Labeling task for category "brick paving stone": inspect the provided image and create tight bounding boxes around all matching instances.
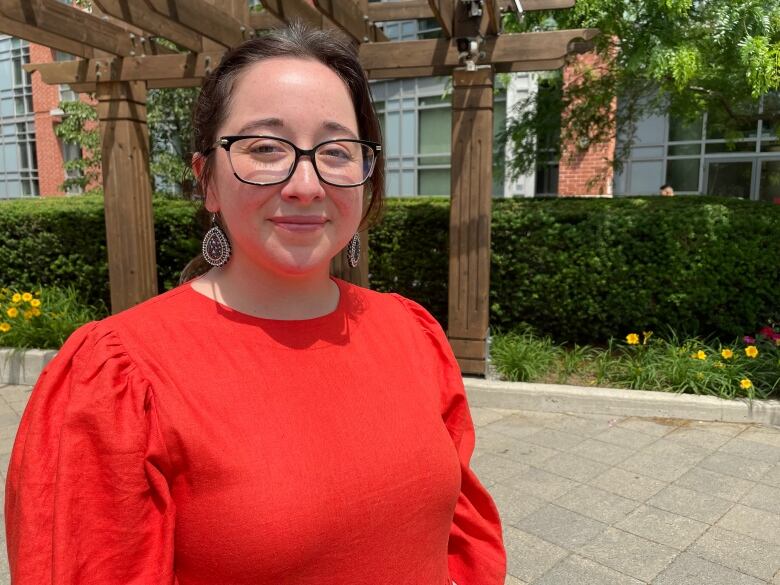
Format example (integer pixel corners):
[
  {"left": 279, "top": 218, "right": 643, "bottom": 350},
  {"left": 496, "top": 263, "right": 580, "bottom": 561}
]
[
  {"left": 761, "top": 464, "right": 780, "bottom": 488},
  {"left": 483, "top": 418, "right": 545, "bottom": 441},
  {"left": 470, "top": 407, "right": 512, "bottom": 427},
  {"left": 576, "top": 526, "right": 678, "bottom": 582},
  {"left": 614, "top": 504, "right": 709, "bottom": 550},
  {"left": 736, "top": 426, "right": 780, "bottom": 448},
  {"left": 647, "top": 485, "right": 733, "bottom": 525},
  {"left": 718, "top": 437, "right": 780, "bottom": 464},
  {"left": 500, "top": 467, "right": 578, "bottom": 502},
  {"left": 664, "top": 427, "right": 733, "bottom": 450},
  {"left": 492, "top": 439, "right": 560, "bottom": 467},
  {"left": 553, "top": 484, "right": 640, "bottom": 526},
  {"left": 504, "top": 575, "right": 529, "bottom": 585},
  {"left": 739, "top": 482, "right": 780, "bottom": 516},
  {"left": 535, "top": 555, "right": 644, "bottom": 585},
  {"left": 592, "top": 426, "right": 660, "bottom": 449},
  {"left": 618, "top": 451, "right": 694, "bottom": 483},
  {"left": 674, "top": 467, "right": 756, "bottom": 503},
  {"left": 653, "top": 552, "right": 767, "bottom": 585},
  {"left": 588, "top": 467, "right": 667, "bottom": 502},
  {"left": 502, "top": 525, "right": 568, "bottom": 583},
  {"left": 716, "top": 505, "right": 780, "bottom": 547},
  {"left": 567, "top": 438, "right": 635, "bottom": 466},
  {"left": 486, "top": 482, "right": 547, "bottom": 527},
  {"left": 537, "top": 413, "right": 613, "bottom": 438},
  {"left": 614, "top": 417, "right": 678, "bottom": 437},
  {"left": 522, "top": 428, "right": 587, "bottom": 451},
  {"left": 640, "top": 437, "right": 711, "bottom": 466},
  {"left": 689, "top": 526, "right": 780, "bottom": 582},
  {"left": 516, "top": 504, "right": 608, "bottom": 550},
  {"left": 699, "top": 451, "right": 773, "bottom": 482},
  {"left": 534, "top": 451, "right": 610, "bottom": 483},
  {"left": 470, "top": 453, "right": 527, "bottom": 486}
]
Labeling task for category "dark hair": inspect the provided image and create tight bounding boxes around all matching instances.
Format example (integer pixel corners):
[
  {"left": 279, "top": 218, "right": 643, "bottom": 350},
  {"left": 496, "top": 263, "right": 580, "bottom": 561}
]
[{"left": 181, "top": 22, "right": 384, "bottom": 283}]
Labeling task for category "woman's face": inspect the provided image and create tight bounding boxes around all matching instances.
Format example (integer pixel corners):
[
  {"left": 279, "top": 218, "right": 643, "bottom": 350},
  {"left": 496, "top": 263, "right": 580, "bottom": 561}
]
[{"left": 203, "top": 57, "right": 364, "bottom": 277}]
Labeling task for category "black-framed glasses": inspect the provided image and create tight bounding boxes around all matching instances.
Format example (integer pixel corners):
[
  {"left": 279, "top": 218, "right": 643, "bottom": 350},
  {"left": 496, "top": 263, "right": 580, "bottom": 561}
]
[{"left": 203, "top": 135, "right": 382, "bottom": 188}]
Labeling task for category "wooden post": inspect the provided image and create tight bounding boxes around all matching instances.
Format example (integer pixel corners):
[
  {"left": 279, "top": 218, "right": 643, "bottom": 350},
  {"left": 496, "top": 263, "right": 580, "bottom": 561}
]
[
  {"left": 96, "top": 80, "right": 158, "bottom": 313},
  {"left": 448, "top": 67, "right": 493, "bottom": 376}
]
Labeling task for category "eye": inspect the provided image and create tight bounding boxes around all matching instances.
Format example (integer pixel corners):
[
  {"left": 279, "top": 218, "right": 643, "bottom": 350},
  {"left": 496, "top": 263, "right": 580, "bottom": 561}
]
[{"left": 319, "top": 143, "right": 355, "bottom": 161}]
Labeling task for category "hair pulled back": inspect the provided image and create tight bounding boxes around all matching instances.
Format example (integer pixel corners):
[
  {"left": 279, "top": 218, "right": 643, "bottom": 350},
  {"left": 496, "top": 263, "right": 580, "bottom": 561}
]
[{"left": 181, "top": 22, "right": 384, "bottom": 283}]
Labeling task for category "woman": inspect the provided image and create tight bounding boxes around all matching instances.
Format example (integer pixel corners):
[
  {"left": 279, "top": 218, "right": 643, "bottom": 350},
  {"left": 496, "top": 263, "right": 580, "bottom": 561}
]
[{"left": 5, "top": 24, "right": 506, "bottom": 585}]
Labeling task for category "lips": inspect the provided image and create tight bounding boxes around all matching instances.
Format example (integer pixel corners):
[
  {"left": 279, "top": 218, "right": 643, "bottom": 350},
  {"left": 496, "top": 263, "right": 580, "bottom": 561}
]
[{"left": 268, "top": 216, "right": 328, "bottom": 232}]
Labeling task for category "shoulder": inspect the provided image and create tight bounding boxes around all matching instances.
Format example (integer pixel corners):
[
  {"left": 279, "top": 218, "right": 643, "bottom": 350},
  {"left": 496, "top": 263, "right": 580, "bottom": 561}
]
[{"left": 338, "top": 279, "right": 443, "bottom": 330}]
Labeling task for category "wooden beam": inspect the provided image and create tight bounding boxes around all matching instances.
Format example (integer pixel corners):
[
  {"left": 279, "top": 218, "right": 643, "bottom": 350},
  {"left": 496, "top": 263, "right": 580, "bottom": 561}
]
[
  {"left": 448, "top": 67, "right": 494, "bottom": 376},
  {"left": 0, "top": 0, "right": 135, "bottom": 55},
  {"left": 427, "top": 0, "right": 454, "bottom": 38},
  {"left": 500, "top": 0, "right": 575, "bottom": 9},
  {"left": 311, "top": 0, "right": 388, "bottom": 42},
  {"left": 260, "top": 0, "right": 333, "bottom": 31},
  {"left": 360, "top": 28, "right": 598, "bottom": 71},
  {"left": 368, "top": 0, "right": 430, "bottom": 22},
  {"left": 0, "top": 14, "right": 94, "bottom": 58},
  {"left": 92, "top": 0, "right": 203, "bottom": 53},
  {"left": 368, "top": 0, "right": 575, "bottom": 22},
  {"left": 144, "top": 0, "right": 248, "bottom": 48},
  {"left": 96, "top": 80, "right": 158, "bottom": 312},
  {"left": 249, "top": 10, "right": 284, "bottom": 30},
  {"left": 484, "top": 0, "right": 501, "bottom": 36},
  {"left": 25, "top": 51, "right": 225, "bottom": 85}
]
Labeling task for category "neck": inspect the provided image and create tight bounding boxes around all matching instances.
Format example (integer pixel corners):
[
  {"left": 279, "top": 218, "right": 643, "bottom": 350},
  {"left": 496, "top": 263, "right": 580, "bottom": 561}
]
[{"left": 192, "top": 254, "right": 340, "bottom": 320}]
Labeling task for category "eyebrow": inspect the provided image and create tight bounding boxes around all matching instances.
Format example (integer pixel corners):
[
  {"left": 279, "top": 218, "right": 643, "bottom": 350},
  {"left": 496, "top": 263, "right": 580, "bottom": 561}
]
[{"left": 235, "top": 118, "right": 358, "bottom": 140}]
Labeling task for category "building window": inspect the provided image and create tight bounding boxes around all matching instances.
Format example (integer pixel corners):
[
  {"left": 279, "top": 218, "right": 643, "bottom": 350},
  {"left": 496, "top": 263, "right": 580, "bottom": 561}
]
[{"left": 0, "top": 36, "right": 38, "bottom": 198}]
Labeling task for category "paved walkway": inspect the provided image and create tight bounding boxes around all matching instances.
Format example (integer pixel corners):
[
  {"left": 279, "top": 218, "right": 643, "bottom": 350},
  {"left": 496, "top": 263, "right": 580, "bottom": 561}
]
[{"left": 0, "top": 384, "right": 779, "bottom": 584}]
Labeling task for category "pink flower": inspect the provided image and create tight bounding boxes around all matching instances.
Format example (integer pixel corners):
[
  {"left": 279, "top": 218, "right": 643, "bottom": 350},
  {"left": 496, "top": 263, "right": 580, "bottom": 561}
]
[
  {"left": 744, "top": 336, "right": 755, "bottom": 344},
  {"left": 758, "top": 326, "right": 775, "bottom": 338}
]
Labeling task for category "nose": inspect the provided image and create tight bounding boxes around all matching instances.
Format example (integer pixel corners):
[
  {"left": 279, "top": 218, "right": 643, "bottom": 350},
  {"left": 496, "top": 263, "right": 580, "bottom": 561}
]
[{"left": 280, "top": 155, "right": 325, "bottom": 203}]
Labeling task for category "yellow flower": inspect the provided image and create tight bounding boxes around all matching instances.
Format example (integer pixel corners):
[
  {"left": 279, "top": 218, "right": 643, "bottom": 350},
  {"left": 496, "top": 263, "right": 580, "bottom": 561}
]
[
  {"left": 22, "top": 311, "right": 32, "bottom": 320},
  {"left": 31, "top": 307, "right": 41, "bottom": 317},
  {"left": 6, "top": 307, "right": 18, "bottom": 318},
  {"left": 626, "top": 333, "right": 640, "bottom": 345},
  {"left": 11, "top": 293, "right": 21, "bottom": 303},
  {"left": 745, "top": 346, "right": 759, "bottom": 358},
  {"left": 691, "top": 350, "right": 707, "bottom": 360},
  {"left": 642, "top": 331, "right": 653, "bottom": 344},
  {"left": 0, "top": 322, "right": 10, "bottom": 333},
  {"left": 21, "top": 292, "right": 32, "bottom": 302},
  {"left": 30, "top": 299, "right": 41, "bottom": 307},
  {"left": 721, "top": 349, "right": 733, "bottom": 359},
  {"left": 740, "top": 378, "right": 753, "bottom": 390}
]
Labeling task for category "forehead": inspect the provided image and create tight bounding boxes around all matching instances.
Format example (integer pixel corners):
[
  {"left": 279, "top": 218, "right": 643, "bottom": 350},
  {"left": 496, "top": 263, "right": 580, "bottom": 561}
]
[{"left": 225, "top": 57, "right": 358, "bottom": 134}]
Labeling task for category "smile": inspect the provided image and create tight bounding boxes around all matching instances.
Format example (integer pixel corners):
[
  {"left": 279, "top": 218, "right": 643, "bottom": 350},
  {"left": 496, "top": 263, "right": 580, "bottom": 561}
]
[{"left": 268, "top": 216, "right": 328, "bottom": 232}]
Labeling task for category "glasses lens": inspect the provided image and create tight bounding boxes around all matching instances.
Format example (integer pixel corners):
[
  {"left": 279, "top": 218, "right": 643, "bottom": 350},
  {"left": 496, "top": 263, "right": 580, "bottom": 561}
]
[
  {"left": 315, "top": 141, "right": 375, "bottom": 186},
  {"left": 229, "top": 137, "right": 295, "bottom": 184}
]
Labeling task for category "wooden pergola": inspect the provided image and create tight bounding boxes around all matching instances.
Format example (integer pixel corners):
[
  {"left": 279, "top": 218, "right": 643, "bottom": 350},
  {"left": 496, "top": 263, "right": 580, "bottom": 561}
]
[{"left": 5, "top": 0, "right": 596, "bottom": 375}]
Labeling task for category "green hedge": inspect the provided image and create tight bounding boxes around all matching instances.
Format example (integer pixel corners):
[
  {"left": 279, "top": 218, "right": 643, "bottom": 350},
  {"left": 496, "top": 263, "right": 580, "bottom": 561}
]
[{"left": 2, "top": 194, "right": 778, "bottom": 343}]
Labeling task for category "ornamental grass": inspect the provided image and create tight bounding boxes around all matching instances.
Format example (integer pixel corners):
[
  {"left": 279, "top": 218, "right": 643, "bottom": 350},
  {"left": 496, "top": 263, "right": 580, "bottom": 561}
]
[{"left": 491, "top": 325, "right": 780, "bottom": 400}]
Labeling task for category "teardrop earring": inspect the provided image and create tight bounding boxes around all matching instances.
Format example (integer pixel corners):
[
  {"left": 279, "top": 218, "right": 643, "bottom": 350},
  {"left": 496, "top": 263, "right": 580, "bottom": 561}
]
[
  {"left": 202, "top": 213, "right": 232, "bottom": 267},
  {"left": 346, "top": 233, "right": 360, "bottom": 268}
]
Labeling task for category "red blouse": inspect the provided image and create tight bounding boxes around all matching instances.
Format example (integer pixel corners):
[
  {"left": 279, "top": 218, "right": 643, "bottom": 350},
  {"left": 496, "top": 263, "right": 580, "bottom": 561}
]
[{"left": 5, "top": 278, "right": 506, "bottom": 585}]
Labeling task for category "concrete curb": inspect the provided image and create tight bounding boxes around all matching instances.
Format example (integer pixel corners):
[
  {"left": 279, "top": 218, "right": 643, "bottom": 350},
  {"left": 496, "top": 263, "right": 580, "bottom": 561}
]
[
  {"left": 464, "top": 378, "right": 780, "bottom": 427},
  {"left": 0, "top": 347, "right": 58, "bottom": 386}
]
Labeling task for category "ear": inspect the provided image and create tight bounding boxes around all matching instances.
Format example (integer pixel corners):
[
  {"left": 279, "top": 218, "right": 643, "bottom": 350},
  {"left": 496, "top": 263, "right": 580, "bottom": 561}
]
[{"left": 192, "top": 153, "right": 219, "bottom": 213}]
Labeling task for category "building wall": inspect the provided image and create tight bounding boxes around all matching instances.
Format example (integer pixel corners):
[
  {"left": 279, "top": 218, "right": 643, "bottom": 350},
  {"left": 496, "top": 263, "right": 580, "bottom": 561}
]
[
  {"left": 29, "top": 43, "right": 66, "bottom": 197},
  {"left": 557, "top": 52, "right": 616, "bottom": 197}
]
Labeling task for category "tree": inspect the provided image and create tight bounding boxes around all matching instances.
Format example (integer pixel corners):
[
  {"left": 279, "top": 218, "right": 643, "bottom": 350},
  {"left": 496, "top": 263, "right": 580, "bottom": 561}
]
[
  {"left": 501, "top": 0, "right": 780, "bottom": 180},
  {"left": 53, "top": 100, "right": 102, "bottom": 195},
  {"left": 147, "top": 87, "right": 198, "bottom": 197}
]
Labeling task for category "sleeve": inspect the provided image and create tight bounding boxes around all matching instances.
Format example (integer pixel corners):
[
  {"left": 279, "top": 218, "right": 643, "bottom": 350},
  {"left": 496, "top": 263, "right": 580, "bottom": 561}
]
[
  {"left": 392, "top": 295, "right": 507, "bottom": 585},
  {"left": 4, "top": 322, "right": 177, "bottom": 585}
]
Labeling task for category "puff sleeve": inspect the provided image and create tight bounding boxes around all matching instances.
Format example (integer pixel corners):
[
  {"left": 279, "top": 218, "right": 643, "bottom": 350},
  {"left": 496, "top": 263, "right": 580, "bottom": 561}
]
[
  {"left": 393, "top": 296, "right": 507, "bottom": 585},
  {"left": 4, "top": 322, "right": 176, "bottom": 584}
]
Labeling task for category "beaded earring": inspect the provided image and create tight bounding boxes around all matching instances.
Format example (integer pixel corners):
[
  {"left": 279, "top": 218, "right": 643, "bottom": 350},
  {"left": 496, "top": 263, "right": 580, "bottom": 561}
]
[
  {"left": 202, "top": 213, "right": 232, "bottom": 267},
  {"left": 347, "top": 233, "right": 360, "bottom": 268}
]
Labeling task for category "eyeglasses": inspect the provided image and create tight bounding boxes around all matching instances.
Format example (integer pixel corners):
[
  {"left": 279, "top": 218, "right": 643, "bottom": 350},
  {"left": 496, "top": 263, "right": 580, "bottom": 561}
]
[{"left": 203, "top": 135, "right": 382, "bottom": 188}]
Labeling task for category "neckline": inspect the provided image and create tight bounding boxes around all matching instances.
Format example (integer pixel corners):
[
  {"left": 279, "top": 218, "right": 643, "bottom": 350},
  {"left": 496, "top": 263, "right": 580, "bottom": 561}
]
[{"left": 186, "top": 276, "right": 348, "bottom": 327}]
